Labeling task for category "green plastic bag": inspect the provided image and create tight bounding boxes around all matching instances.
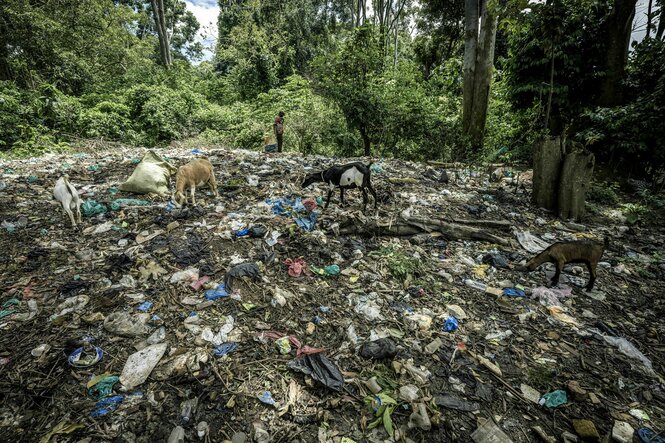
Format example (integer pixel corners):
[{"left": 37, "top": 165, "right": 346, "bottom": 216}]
[
  {"left": 110, "top": 198, "right": 149, "bottom": 211},
  {"left": 119, "top": 150, "right": 176, "bottom": 196},
  {"left": 540, "top": 390, "right": 567, "bottom": 408},
  {"left": 82, "top": 200, "right": 107, "bottom": 217}
]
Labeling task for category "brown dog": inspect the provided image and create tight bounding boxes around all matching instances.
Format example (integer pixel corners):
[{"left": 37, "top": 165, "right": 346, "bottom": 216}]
[{"left": 172, "top": 158, "right": 218, "bottom": 207}]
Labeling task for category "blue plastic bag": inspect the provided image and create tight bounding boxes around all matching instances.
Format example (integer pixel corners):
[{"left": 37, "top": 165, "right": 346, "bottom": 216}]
[
  {"left": 90, "top": 395, "right": 124, "bottom": 417},
  {"left": 205, "top": 283, "right": 229, "bottom": 300},
  {"left": 503, "top": 288, "right": 526, "bottom": 297},
  {"left": 443, "top": 316, "right": 459, "bottom": 332},
  {"left": 213, "top": 342, "right": 239, "bottom": 357},
  {"left": 137, "top": 301, "right": 153, "bottom": 312}
]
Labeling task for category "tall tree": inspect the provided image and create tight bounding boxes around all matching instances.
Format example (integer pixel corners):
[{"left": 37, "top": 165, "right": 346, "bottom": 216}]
[
  {"left": 151, "top": 0, "right": 172, "bottom": 67},
  {"left": 597, "top": 0, "right": 637, "bottom": 106},
  {"left": 655, "top": 0, "right": 664, "bottom": 39},
  {"left": 462, "top": 0, "right": 498, "bottom": 151},
  {"left": 413, "top": 0, "right": 464, "bottom": 78}
]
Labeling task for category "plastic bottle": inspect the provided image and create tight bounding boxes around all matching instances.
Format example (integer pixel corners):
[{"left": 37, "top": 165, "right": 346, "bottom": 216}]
[
  {"left": 180, "top": 398, "right": 198, "bottom": 424},
  {"left": 463, "top": 279, "right": 486, "bottom": 291}
]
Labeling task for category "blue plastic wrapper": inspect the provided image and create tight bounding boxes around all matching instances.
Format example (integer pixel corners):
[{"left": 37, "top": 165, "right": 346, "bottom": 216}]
[
  {"left": 213, "top": 342, "right": 239, "bottom": 357},
  {"left": 295, "top": 212, "right": 318, "bottom": 231},
  {"left": 68, "top": 346, "right": 103, "bottom": 368},
  {"left": 443, "top": 316, "right": 459, "bottom": 332},
  {"left": 191, "top": 148, "right": 207, "bottom": 155},
  {"left": 312, "top": 315, "right": 322, "bottom": 325},
  {"left": 90, "top": 395, "right": 124, "bottom": 417},
  {"left": 258, "top": 391, "right": 276, "bottom": 406},
  {"left": 137, "top": 301, "right": 153, "bottom": 312},
  {"left": 319, "top": 306, "right": 330, "bottom": 313},
  {"left": 503, "top": 288, "right": 526, "bottom": 297},
  {"left": 205, "top": 283, "right": 229, "bottom": 300},
  {"left": 638, "top": 427, "right": 665, "bottom": 443},
  {"left": 235, "top": 229, "right": 250, "bottom": 237}
]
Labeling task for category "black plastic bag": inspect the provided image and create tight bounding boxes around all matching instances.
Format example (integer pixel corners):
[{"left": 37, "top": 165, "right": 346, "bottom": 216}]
[
  {"left": 249, "top": 225, "right": 268, "bottom": 238},
  {"left": 434, "top": 394, "right": 480, "bottom": 411},
  {"left": 482, "top": 253, "right": 508, "bottom": 269},
  {"left": 224, "top": 263, "right": 260, "bottom": 290},
  {"left": 358, "top": 338, "right": 397, "bottom": 360},
  {"left": 287, "top": 353, "right": 344, "bottom": 391}
]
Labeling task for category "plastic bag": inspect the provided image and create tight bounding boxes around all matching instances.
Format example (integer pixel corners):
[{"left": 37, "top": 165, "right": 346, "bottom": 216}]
[
  {"left": 110, "top": 198, "right": 149, "bottom": 211},
  {"left": 287, "top": 353, "right": 344, "bottom": 391},
  {"left": 120, "top": 150, "right": 176, "bottom": 196},
  {"left": 224, "top": 263, "right": 260, "bottom": 290},
  {"left": 434, "top": 393, "right": 480, "bottom": 411},
  {"left": 515, "top": 230, "right": 550, "bottom": 253},
  {"left": 590, "top": 328, "right": 654, "bottom": 373},
  {"left": 359, "top": 338, "right": 397, "bottom": 360},
  {"left": 539, "top": 390, "right": 567, "bottom": 408},
  {"left": 531, "top": 286, "right": 572, "bottom": 307},
  {"left": 119, "top": 343, "right": 168, "bottom": 390},
  {"left": 81, "top": 200, "right": 107, "bottom": 217},
  {"left": 443, "top": 316, "right": 459, "bottom": 332}
]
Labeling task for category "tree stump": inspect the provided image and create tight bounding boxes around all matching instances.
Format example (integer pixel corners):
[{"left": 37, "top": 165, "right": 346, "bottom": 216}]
[
  {"left": 558, "top": 149, "right": 595, "bottom": 221},
  {"left": 532, "top": 136, "right": 562, "bottom": 211}
]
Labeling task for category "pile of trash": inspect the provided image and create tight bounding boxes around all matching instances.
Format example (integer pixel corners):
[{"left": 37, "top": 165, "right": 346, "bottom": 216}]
[{"left": 0, "top": 147, "right": 663, "bottom": 443}]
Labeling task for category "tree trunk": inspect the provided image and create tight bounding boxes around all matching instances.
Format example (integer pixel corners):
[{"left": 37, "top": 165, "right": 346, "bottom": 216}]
[
  {"left": 646, "top": 0, "right": 653, "bottom": 38},
  {"left": 467, "top": 5, "right": 498, "bottom": 149},
  {"left": 657, "top": 5, "right": 665, "bottom": 39},
  {"left": 558, "top": 149, "right": 595, "bottom": 221},
  {"left": 597, "top": 0, "right": 637, "bottom": 106},
  {"left": 151, "top": 0, "right": 172, "bottom": 68},
  {"left": 462, "top": 0, "right": 479, "bottom": 134},
  {"left": 360, "top": 128, "right": 371, "bottom": 156},
  {"left": 532, "top": 136, "right": 562, "bottom": 211}
]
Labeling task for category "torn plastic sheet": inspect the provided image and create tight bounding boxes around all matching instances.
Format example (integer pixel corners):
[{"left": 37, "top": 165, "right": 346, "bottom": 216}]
[
  {"left": 287, "top": 353, "right": 344, "bottom": 391},
  {"left": 224, "top": 263, "right": 260, "bottom": 290}
]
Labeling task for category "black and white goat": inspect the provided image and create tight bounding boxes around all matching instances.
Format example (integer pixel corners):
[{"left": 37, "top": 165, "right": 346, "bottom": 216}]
[{"left": 301, "top": 162, "right": 378, "bottom": 210}]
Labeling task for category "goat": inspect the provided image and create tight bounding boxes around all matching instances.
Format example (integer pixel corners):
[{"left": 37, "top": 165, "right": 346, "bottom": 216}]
[
  {"left": 53, "top": 175, "right": 82, "bottom": 227},
  {"left": 518, "top": 236, "right": 609, "bottom": 291},
  {"left": 172, "top": 158, "right": 219, "bottom": 207},
  {"left": 301, "top": 162, "right": 377, "bottom": 211}
]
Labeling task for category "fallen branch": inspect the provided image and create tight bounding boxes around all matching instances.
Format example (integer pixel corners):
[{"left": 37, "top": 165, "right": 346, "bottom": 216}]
[{"left": 333, "top": 214, "right": 511, "bottom": 245}]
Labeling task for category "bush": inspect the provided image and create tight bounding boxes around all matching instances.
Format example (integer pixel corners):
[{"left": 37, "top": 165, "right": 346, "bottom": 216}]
[
  {"left": 124, "top": 84, "right": 206, "bottom": 144},
  {"left": 588, "top": 181, "right": 620, "bottom": 205},
  {"left": 79, "top": 101, "right": 133, "bottom": 140}
]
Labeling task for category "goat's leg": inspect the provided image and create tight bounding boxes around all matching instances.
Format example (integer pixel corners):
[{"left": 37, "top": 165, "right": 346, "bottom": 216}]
[
  {"left": 209, "top": 174, "right": 219, "bottom": 198},
  {"left": 585, "top": 261, "right": 597, "bottom": 291},
  {"left": 366, "top": 181, "right": 378, "bottom": 208},
  {"left": 550, "top": 260, "right": 564, "bottom": 287},
  {"left": 339, "top": 188, "right": 346, "bottom": 206},
  {"left": 361, "top": 187, "right": 368, "bottom": 212},
  {"left": 191, "top": 186, "right": 196, "bottom": 206},
  {"left": 75, "top": 203, "right": 82, "bottom": 223},
  {"left": 325, "top": 189, "right": 333, "bottom": 209},
  {"left": 64, "top": 206, "right": 76, "bottom": 227}
]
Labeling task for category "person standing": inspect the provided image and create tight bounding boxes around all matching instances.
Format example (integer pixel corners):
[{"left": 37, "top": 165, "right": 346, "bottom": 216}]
[{"left": 273, "top": 111, "right": 285, "bottom": 152}]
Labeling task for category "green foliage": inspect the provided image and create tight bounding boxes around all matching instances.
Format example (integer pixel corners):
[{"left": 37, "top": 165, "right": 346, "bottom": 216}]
[
  {"left": 313, "top": 25, "right": 384, "bottom": 155},
  {"left": 577, "top": 39, "right": 665, "bottom": 169},
  {"left": 588, "top": 181, "right": 620, "bottom": 205},
  {"left": 387, "top": 250, "right": 425, "bottom": 281},
  {"left": 620, "top": 203, "right": 649, "bottom": 225}
]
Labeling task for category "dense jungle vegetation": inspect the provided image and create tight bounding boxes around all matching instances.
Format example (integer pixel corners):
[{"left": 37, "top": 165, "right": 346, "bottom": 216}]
[{"left": 1, "top": 0, "right": 664, "bottom": 176}]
